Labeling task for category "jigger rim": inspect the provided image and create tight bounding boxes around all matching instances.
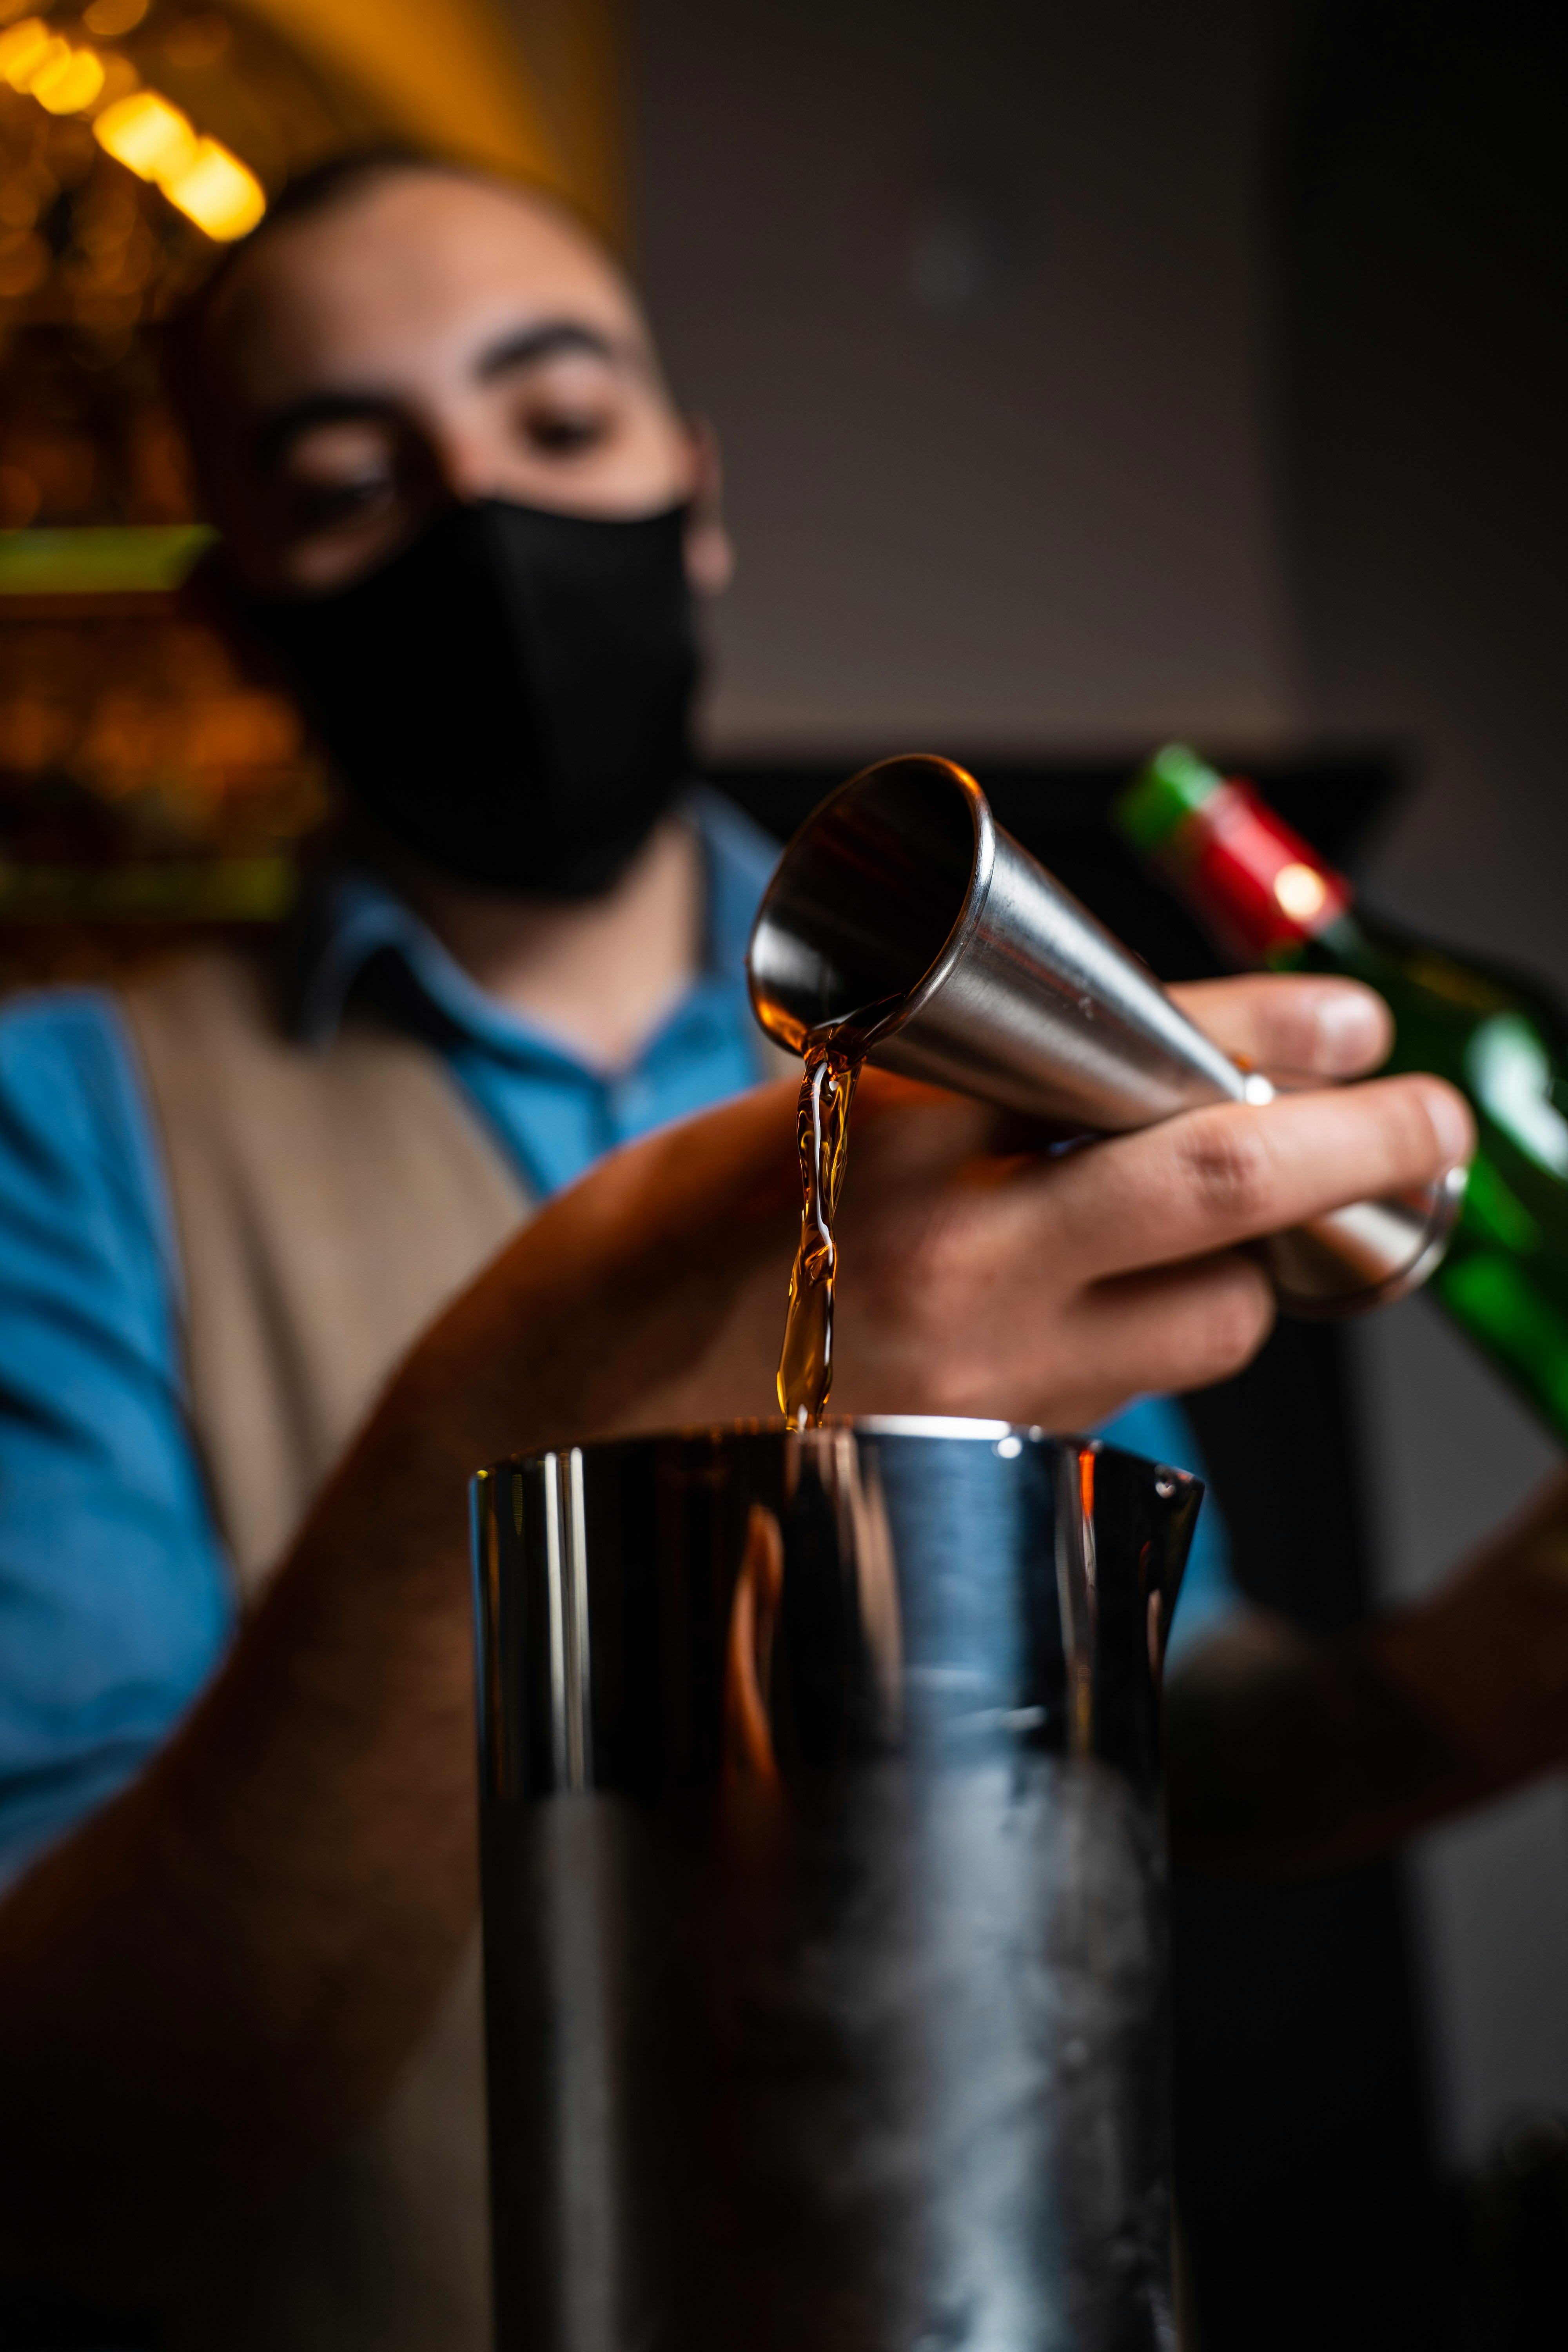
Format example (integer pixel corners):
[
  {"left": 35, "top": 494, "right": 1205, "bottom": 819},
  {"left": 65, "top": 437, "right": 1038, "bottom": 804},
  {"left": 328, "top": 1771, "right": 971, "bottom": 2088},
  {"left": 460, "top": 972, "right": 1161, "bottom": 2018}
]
[
  {"left": 1270, "top": 1158, "right": 1469, "bottom": 1321},
  {"left": 746, "top": 752, "right": 996, "bottom": 1053}
]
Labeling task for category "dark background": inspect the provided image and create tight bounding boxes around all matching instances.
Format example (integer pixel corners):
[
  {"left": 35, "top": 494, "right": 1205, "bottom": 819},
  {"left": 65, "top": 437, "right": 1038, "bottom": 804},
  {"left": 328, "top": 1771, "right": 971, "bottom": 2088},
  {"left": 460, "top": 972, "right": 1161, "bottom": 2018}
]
[{"left": 630, "top": 3, "right": 1568, "bottom": 2343}]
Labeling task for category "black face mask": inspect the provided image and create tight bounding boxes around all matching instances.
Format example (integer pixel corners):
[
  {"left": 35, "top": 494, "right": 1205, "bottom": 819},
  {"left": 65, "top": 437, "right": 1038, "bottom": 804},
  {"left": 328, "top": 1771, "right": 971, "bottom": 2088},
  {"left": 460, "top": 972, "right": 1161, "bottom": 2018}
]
[{"left": 241, "top": 497, "right": 700, "bottom": 896}]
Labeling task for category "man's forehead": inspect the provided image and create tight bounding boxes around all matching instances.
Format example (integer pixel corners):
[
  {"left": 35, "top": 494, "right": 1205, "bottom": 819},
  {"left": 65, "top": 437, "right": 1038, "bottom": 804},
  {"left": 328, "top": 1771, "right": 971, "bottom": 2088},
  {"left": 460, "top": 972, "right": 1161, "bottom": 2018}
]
[{"left": 200, "top": 169, "right": 652, "bottom": 408}]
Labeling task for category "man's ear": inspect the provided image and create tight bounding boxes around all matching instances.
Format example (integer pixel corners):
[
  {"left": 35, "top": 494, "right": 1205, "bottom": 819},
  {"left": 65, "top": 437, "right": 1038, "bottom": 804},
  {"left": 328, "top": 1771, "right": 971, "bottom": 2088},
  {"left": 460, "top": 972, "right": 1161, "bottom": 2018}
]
[{"left": 681, "top": 414, "right": 734, "bottom": 597}]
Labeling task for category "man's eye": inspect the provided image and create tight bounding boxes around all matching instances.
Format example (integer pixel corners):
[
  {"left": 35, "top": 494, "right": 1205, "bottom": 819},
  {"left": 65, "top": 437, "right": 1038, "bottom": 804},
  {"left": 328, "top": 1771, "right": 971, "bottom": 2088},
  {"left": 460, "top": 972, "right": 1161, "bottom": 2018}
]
[
  {"left": 291, "top": 473, "right": 393, "bottom": 527},
  {"left": 525, "top": 408, "right": 611, "bottom": 457}
]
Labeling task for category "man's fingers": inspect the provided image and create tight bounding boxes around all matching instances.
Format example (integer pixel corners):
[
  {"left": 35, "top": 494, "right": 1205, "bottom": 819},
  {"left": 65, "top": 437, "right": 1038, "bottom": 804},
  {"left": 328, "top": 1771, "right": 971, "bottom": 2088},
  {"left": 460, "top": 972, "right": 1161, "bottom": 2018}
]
[
  {"left": 1046, "top": 1255, "right": 1278, "bottom": 1425},
  {"left": 831, "top": 1238, "right": 1274, "bottom": 1430},
  {"left": 847, "top": 1067, "right": 1028, "bottom": 1169},
  {"left": 1170, "top": 973, "right": 1393, "bottom": 1079},
  {"left": 1037, "top": 1072, "right": 1472, "bottom": 1283}
]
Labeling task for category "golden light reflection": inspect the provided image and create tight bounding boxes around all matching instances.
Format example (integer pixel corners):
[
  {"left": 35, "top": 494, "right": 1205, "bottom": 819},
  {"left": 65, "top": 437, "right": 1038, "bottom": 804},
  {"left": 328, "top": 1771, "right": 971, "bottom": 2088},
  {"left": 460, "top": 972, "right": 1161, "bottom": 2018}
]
[
  {"left": 94, "top": 92, "right": 196, "bottom": 183},
  {"left": 162, "top": 137, "right": 264, "bottom": 240},
  {"left": 32, "top": 49, "right": 106, "bottom": 114},
  {"left": 1274, "top": 862, "right": 1330, "bottom": 923},
  {"left": 723, "top": 1505, "right": 784, "bottom": 1788},
  {"left": 0, "top": 21, "right": 51, "bottom": 88},
  {"left": 93, "top": 92, "right": 263, "bottom": 241}
]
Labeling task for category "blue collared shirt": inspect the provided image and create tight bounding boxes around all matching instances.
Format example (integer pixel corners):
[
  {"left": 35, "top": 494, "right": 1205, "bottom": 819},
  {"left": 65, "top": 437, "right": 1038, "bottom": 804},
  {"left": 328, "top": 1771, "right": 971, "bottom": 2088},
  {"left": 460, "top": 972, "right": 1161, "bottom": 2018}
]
[{"left": 0, "top": 789, "right": 1236, "bottom": 1881}]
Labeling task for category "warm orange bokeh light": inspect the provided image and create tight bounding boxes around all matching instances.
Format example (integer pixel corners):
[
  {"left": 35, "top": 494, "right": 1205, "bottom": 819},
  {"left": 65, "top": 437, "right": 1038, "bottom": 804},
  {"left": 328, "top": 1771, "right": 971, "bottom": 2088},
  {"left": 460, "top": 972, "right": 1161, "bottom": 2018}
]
[
  {"left": 31, "top": 47, "right": 105, "bottom": 113},
  {"left": 93, "top": 91, "right": 197, "bottom": 182},
  {"left": 162, "top": 138, "right": 265, "bottom": 241},
  {"left": 93, "top": 91, "right": 263, "bottom": 241},
  {"left": 0, "top": 21, "right": 52, "bottom": 90}
]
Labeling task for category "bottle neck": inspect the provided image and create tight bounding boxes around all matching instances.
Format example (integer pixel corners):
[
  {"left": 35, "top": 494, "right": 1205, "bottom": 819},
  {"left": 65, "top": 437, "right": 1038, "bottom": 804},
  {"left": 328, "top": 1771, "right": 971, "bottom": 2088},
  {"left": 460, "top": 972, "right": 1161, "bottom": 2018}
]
[{"left": 1151, "top": 779, "right": 1356, "bottom": 968}]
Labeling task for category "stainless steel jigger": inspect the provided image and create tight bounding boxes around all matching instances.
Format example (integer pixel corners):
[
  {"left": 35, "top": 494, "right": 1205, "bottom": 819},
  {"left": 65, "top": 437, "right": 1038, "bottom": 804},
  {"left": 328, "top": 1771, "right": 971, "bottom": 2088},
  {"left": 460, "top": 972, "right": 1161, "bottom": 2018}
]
[{"left": 746, "top": 753, "right": 1463, "bottom": 1316}]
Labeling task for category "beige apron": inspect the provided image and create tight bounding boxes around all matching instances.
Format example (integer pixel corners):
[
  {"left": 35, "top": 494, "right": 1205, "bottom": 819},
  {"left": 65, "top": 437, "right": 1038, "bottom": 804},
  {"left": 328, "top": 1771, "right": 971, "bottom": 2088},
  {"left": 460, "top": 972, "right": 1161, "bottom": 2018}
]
[
  {"left": 123, "top": 943, "right": 529, "bottom": 2352},
  {"left": 120, "top": 941, "right": 791, "bottom": 2349}
]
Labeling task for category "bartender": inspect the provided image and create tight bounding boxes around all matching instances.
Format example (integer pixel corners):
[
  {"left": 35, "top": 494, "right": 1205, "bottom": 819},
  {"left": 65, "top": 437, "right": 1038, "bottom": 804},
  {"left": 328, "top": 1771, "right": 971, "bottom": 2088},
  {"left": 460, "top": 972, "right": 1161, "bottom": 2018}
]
[{"left": 0, "top": 151, "right": 1532, "bottom": 2346}]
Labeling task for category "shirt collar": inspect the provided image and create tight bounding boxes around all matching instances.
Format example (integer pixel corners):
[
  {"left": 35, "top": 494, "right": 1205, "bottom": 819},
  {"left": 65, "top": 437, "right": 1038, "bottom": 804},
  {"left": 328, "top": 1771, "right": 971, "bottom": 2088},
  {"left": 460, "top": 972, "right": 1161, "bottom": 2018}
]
[{"left": 294, "top": 786, "right": 782, "bottom": 1078}]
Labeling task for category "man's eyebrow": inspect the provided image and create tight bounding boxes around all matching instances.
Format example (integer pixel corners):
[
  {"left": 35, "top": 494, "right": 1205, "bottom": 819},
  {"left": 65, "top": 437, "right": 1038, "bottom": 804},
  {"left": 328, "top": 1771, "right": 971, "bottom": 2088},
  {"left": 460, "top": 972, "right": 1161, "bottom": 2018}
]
[
  {"left": 473, "top": 319, "right": 626, "bottom": 381},
  {"left": 250, "top": 324, "right": 631, "bottom": 468}
]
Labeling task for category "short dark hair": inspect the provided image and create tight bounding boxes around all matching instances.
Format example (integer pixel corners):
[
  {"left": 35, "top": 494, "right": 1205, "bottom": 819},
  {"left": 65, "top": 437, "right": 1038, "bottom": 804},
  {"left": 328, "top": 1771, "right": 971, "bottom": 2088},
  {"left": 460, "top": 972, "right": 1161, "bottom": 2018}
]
[
  {"left": 196, "top": 141, "right": 613, "bottom": 301},
  {"left": 244, "top": 143, "right": 437, "bottom": 231},
  {"left": 176, "top": 146, "right": 451, "bottom": 356}
]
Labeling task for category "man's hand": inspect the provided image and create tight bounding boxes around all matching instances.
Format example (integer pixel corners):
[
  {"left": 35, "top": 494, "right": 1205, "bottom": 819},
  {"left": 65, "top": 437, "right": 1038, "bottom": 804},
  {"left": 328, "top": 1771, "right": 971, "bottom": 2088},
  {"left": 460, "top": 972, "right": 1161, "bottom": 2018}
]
[
  {"left": 1168, "top": 1469, "right": 1568, "bottom": 1879},
  {"left": 1372, "top": 1469, "right": 1568, "bottom": 1791},
  {"left": 415, "top": 965, "right": 1458, "bottom": 1446},
  {"left": 1170, "top": 969, "right": 1395, "bottom": 1082},
  {"left": 824, "top": 973, "right": 1444, "bottom": 1429},
  {"left": 0, "top": 969, "right": 1469, "bottom": 2299}
]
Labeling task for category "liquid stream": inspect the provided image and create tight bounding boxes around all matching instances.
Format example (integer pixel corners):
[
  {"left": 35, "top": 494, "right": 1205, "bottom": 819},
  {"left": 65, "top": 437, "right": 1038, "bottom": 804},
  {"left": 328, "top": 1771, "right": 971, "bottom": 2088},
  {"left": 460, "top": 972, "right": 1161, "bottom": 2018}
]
[{"left": 777, "top": 1037, "right": 862, "bottom": 1428}]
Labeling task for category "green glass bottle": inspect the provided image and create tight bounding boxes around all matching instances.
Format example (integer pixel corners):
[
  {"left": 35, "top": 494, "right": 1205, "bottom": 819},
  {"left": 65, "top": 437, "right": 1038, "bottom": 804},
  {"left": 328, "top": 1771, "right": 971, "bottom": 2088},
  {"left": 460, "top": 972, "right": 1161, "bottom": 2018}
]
[{"left": 1116, "top": 743, "right": 1568, "bottom": 1445}]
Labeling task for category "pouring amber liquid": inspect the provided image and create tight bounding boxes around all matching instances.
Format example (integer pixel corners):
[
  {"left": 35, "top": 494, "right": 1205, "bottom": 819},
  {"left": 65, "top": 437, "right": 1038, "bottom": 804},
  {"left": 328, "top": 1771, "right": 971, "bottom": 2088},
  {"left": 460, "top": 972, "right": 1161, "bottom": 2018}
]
[{"left": 777, "top": 1037, "right": 861, "bottom": 1428}]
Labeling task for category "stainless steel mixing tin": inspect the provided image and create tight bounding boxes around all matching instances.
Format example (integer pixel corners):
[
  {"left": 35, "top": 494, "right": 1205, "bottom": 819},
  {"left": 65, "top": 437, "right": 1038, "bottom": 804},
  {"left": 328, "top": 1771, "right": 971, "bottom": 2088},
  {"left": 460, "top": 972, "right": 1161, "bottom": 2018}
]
[{"left": 472, "top": 1417, "right": 1201, "bottom": 2352}]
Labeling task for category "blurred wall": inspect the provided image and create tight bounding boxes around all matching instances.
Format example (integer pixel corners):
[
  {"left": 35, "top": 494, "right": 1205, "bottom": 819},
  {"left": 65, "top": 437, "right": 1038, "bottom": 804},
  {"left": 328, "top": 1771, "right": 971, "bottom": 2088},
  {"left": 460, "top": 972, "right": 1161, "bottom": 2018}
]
[
  {"left": 1284, "top": 0, "right": 1568, "bottom": 2166},
  {"left": 630, "top": 0, "right": 1568, "bottom": 2172},
  {"left": 630, "top": 0, "right": 1299, "bottom": 753}
]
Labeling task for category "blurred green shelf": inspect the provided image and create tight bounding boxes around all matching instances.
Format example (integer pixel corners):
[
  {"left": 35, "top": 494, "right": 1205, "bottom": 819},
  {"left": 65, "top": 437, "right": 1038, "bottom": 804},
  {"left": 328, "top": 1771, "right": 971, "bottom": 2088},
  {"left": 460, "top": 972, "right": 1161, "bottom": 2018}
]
[
  {"left": 0, "top": 526, "right": 220, "bottom": 595},
  {"left": 0, "top": 857, "right": 296, "bottom": 922}
]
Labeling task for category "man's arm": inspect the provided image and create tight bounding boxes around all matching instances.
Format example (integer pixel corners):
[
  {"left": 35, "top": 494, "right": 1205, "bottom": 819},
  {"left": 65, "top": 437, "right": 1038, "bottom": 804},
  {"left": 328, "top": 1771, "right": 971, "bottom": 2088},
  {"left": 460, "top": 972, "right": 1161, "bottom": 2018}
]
[
  {"left": 0, "top": 994, "right": 237, "bottom": 1874},
  {"left": 0, "top": 975, "right": 1467, "bottom": 2301},
  {"left": 1167, "top": 1470, "right": 1568, "bottom": 1877}
]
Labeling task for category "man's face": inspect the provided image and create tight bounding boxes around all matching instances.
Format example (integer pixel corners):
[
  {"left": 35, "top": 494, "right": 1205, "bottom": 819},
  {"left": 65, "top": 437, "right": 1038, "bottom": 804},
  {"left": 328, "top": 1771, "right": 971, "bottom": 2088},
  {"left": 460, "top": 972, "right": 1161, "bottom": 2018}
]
[{"left": 191, "top": 170, "right": 718, "bottom": 599}]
